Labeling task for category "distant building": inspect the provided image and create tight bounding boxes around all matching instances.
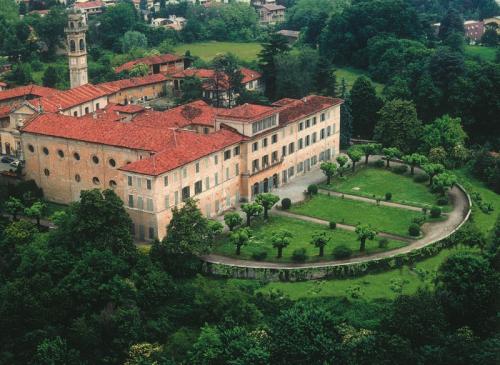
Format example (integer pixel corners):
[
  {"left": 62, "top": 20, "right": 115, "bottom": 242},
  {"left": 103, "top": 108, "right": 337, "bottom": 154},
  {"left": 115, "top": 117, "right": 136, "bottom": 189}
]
[
  {"left": 0, "top": 82, "right": 7, "bottom": 91},
  {"left": 28, "top": 9, "right": 50, "bottom": 16},
  {"left": 72, "top": 1, "right": 105, "bottom": 16},
  {"left": 152, "top": 15, "right": 187, "bottom": 31},
  {"left": 432, "top": 19, "right": 487, "bottom": 43},
  {"left": 115, "top": 54, "right": 184, "bottom": 75},
  {"left": 259, "top": 3, "right": 286, "bottom": 26},
  {"left": 277, "top": 29, "right": 300, "bottom": 43}
]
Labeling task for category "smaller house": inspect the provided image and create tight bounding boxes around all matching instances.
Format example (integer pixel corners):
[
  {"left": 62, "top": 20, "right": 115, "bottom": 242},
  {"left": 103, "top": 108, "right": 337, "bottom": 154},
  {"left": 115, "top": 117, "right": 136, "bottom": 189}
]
[
  {"left": 277, "top": 29, "right": 300, "bottom": 43},
  {"left": 28, "top": 9, "right": 50, "bottom": 17},
  {"left": 100, "top": 74, "right": 169, "bottom": 105},
  {"left": 0, "top": 82, "right": 7, "bottom": 91},
  {"left": 115, "top": 53, "right": 184, "bottom": 75},
  {"left": 259, "top": 3, "right": 285, "bottom": 26},
  {"left": 0, "top": 84, "right": 58, "bottom": 107},
  {"left": 464, "top": 20, "right": 484, "bottom": 42},
  {"left": 73, "top": 0, "right": 105, "bottom": 16},
  {"left": 152, "top": 15, "right": 186, "bottom": 30}
]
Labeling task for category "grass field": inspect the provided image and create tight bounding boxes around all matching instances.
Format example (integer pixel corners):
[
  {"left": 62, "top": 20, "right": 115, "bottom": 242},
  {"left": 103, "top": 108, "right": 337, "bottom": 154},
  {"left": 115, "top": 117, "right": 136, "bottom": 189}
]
[
  {"left": 258, "top": 247, "right": 479, "bottom": 301},
  {"left": 321, "top": 167, "right": 446, "bottom": 209},
  {"left": 290, "top": 193, "right": 426, "bottom": 237},
  {"left": 465, "top": 45, "right": 497, "bottom": 62},
  {"left": 173, "top": 41, "right": 262, "bottom": 62},
  {"left": 212, "top": 215, "right": 406, "bottom": 263},
  {"left": 335, "top": 66, "right": 384, "bottom": 94}
]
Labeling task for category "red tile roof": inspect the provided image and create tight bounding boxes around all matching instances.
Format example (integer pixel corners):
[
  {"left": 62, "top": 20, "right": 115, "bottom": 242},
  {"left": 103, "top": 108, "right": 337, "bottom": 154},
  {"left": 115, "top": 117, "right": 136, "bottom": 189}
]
[
  {"left": 107, "top": 103, "right": 146, "bottom": 114},
  {"left": 115, "top": 54, "right": 183, "bottom": 74},
  {"left": 171, "top": 67, "right": 261, "bottom": 85},
  {"left": 0, "top": 84, "right": 57, "bottom": 103},
  {"left": 276, "top": 95, "right": 343, "bottom": 125},
  {"left": 0, "top": 82, "right": 7, "bottom": 87},
  {"left": 120, "top": 128, "right": 244, "bottom": 175},
  {"left": 0, "top": 104, "right": 17, "bottom": 118},
  {"left": 216, "top": 103, "right": 277, "bottom": 122},
  {"left": 74, "top": 1, "right": 104, "bottom": 9},
  {"left": 240, "top": 68, "right": 262, "bottom": 83},
  {"left": 99, "top": 74, "right": 167, "bottom": 91}
]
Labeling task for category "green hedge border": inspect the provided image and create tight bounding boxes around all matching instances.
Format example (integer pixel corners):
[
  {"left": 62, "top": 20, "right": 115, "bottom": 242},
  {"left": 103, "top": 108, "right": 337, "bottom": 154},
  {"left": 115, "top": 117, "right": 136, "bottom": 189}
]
[{"left": 201, "top": 184, "right": 471, "bottom": 281}]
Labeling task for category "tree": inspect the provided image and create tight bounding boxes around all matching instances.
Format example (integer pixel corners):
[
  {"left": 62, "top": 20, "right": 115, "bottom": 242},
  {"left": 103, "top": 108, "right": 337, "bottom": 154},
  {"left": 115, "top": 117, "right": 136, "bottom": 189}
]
[
  {"left": 129, "top": 63, "right": 149, "bottom": 77},
  {"left": 274, "top": 49, "right": 319, "bottom": 100},
  {"left": 32, "top": 336, "right": 81, "bottom": 365},
  {"left": 422, "top": 163, "right": 445, "bottom": 185},
  {"left": 316, "top": 57, "right": 337, "bottom": 96},
  {"left": 310, "top": 231, "right": 331, "bottom": 257},
  {"left": 350, "top": 76, "right": 382, "bottom": 138},
  {"left": 320, "top": 161, "right": 337, "bottom": 184},
  {"left": 229, "top": 227, "right": 252, "bottom": 255},
  {"left": 42, "top": 66, "right": 59, "bottom": 88},
  {"left": 438, "top": 8, "right": 464, "bottom": 41},
  {"left": 432, "top": 172, "right": 457, "bottom": 196},
  {"left": 98, "top": 2, "right": 139, "bottom": 50},
  {"left": 241, "top": 202, "right": 263, "bottom": 226},
  {"left": 336, "top": 155, "right": 348, "bottom": 177},
  {"left": 481, "top": 28, "right": 498, "bottom": 46},
  {"left": 402, "top": 153, "right": 428, "bottom": 175},
  {"left": 271, "top": 230, "right": 293, "bottom": 258},
  {"left": 258, "top": 33, "right": 290, "bottom": 100},
  {"left": 9, "top": 63, "right": 33, "bottom": 85},
  {"left": 4, "top": 196, "right": 24, "bottom": 220},
  {"left": 355, "top": 224, "right": 377, "bottom": 252},
  {"left": 255, "top": 193, "right": 280, "bottom": 220},
  {"left": 122, "top": 31, "right": 148, "bottom": 53},
  {"left": 421, "top": 115, "right": 467, "bottom": 154},
  {"left": 359, "top": 143, "right": 381, "bottom": 165},
  {"left": 382, "top": 147, "right": 401, "bottom": 168},
  {"left": 24, "top": 200, "right": 47, "bottom": 229},
  {"left": 212, "top": 53, "right": 243, "bottom": 107},
  {"left": 224, "top": 212, "right": 243, "bottom": 231},
  {"left": 374, "top": 99, "right": 423, "bottom": 153},
  {"left": 340, "top": 94, "right": 353, "bottom": 148},
  {"left": 347, "top": 147, "right": 362, "bottom": 171},
  {"left": 180, "top": 76, "right": 203, "bottom": 103}
]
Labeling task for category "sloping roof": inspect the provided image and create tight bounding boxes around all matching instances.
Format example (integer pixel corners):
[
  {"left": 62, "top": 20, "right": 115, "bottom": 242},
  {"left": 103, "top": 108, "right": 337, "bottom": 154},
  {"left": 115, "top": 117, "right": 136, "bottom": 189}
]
[
  {"left": 0, "top": 104, "right": 17, "bottom": 118},
  {"left": 216, "top": 103, "right": 277, "bottom": 122},
  {"left": 119, "top": 128, "right": 244, "bottom": 175},
  {"left": 277, "top": 29, "right": 300, "bottom": 38},
  {"left": 107, "top": 103, "right": 146, "bottom": 114},
  {"left": 74, "top": 1, "right": 104, "bottom": 9},
  {"left": 99, "top": 74, "right": 167, "bottom": 91},
  {"left": 0, "top": 84, "right": 58, "bottom": 103},
  {"left": 170, "top": 67, "right": 261, "bottom": 85},
  {"left": 115, "top": 53, "right": 183, "bottom": 73},
  {"left": 275, "top": 95, "right": 343, "bottom": 125},
  {"left": 262, "top": 3, "right": 285, "bottom": 11},
  {"left": 240, "top": 68, "right": 262, "bottom": 83}
]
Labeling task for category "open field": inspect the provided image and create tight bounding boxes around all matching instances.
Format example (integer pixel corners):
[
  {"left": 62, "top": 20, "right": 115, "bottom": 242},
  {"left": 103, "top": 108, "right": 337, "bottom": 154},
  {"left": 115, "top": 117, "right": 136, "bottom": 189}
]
[
  {"left": 290, "top": 193, "right": 426, "bottom": 237},
  {"left": 465, "top": 45, "right": 497, "bottom": 62},
  {"left": 321, "top": 167, "right": 447, "bottom": 209},
  {"left": 334, "top": 66, "right": 384, "bottom": 94},
  {"left": 173, "top": 41, "right": 262, "bottom": 62},
  {"left": 212, "top": 215, "right": 406, "bottom": 263}
]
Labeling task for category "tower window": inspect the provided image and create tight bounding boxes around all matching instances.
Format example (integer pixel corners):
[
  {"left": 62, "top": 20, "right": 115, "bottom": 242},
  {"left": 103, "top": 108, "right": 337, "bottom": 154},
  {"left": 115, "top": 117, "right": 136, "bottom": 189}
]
[
  {"left": 70, "top": 40, "right": 76, "bottom": 52},
  {"left": 79, "top": 39, "right": 85, "bottom": 51}
]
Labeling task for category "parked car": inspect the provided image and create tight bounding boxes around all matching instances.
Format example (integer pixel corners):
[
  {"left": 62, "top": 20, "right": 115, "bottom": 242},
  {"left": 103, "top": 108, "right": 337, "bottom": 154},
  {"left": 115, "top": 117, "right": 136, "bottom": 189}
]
[
  {"left": 10, "top": 160, "right": 21, "bottom": 168},
  {"left": 1, "top": 156, "right": 14, "bottom": 163}
]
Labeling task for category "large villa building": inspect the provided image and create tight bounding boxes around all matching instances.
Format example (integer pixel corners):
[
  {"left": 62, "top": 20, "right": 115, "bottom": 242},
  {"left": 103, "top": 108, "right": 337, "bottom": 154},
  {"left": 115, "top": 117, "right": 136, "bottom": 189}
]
[{"left": 21, "top": 96, "right": 342, "bottom": 240}]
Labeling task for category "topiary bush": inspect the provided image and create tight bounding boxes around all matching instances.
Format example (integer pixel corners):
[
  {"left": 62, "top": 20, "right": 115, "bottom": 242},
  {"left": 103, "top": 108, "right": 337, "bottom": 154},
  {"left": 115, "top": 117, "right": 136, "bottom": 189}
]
[
  {"left": 385, "top": 192, "right": 392, "bottom": 201},
  {"left": 436, "top": 196, "right": 448, "bottom": 206},
  {"left": 374, "top": 160, "right": 385, "bottom": 168},
  {"left": 329, "top": 221, "right": 337, "bottom": 229},
  {"left": 412, "top": 216, "right": 426, "bottom": 226},
  {"left": 414, "top": 173, "right": 429, "bottom": 183},
  {"left": 392, "top": 165, "right": 408, "bottom": 174},
  {"left": 281, "top": 198, "right": 291, "bottom": 210},
  {"left": 251, "top": 250, "right": 268, "bottom": 261},
  {"left": 430, "top": 206, "right": 442, "bottom": 218},
  {"left": 333, "top": 245, "right": 352, "bottom": 259},
  {"left": 408, "top": 223, "right": 420, "bottom": 237},
  {"left": 307, "top": 184, "right": 318, "bottom": 195},
  {"left": 292, "top": 248, "right": 308, "bottom": 263},
  {"left": 378, "top": 238, "right": 389, "bottom": 248}
]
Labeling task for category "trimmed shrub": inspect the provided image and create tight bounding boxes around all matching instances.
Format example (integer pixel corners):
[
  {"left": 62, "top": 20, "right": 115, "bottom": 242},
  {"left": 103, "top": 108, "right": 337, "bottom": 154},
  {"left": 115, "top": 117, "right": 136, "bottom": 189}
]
[
  {"left": 412, "top": 216, "right": 426, "bottom": 226},
  {"left": 408, "top": 223, "right": 420, "bottom": 237},
  {"left": 385, "top": 192, "right": 392, "bottom": 201},
  {"left": 414, "top": 173, "right": 429, "bottom": 183},
  {"left": 430, "top": 206, "right": 442, "bottom": 218},
  {"left": 378, "top": 238, "right": 389, "bottom": 248},
  {"left": 329, "top": 221, "right": 337, "bottom": 229},
  {"left": 307, "top": 184, "right": 318, "bottom": 195},
  {"left": 333, "top": 245, "right": 352, "bottom": 259},
  {"left": 436, "top": 196, "right": 448, "bottom": 206},
  {"left": 281, "top": 198, "right": 291, "bottom": 210},
  {"left": 374, "top": 160, "right": 385, "bottom": 168},
  {"left": 392, "top": 165, "right": 408, "bottom": 174},
  {"left": 251, "top": 250, "right": 268, "bottom": 261},
  {"left": 292, "top": 248, "right": 308, "bottom": 263}
]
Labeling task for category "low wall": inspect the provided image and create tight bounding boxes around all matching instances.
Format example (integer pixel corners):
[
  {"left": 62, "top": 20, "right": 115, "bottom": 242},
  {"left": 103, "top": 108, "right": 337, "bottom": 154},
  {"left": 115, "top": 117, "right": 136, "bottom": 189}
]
[{"left": 201, "top": 184, "right": 472, "bottom": 281}]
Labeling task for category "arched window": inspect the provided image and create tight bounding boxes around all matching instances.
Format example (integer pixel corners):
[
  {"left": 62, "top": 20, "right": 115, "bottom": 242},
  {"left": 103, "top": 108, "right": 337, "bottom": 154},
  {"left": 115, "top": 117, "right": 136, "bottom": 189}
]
[
  {"left": 70, "top": 40, "right": 76, "bottom": 52},
  {"left": 70, "top": 22, "right": 74, "bottom": 29},
  {"left": 79, "top": 39, "right": 85, "bottom": 51}
]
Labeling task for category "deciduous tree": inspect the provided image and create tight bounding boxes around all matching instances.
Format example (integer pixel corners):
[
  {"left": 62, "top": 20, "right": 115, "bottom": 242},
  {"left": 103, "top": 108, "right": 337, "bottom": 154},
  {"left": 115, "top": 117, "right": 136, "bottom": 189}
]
[
  {"left": 224, "top": 212, "right": 243, "bottom": 231},
  {"left": 310, "top": 231, "right": 331, "bottom": 257},
  {"left": 402, "top": 153, "right": 428, "bottom": 175},
  {"left": 229, "top": 227, "right": 252, "bottom": 255},
  {"left": 355, "top": 224, "right": 377, "bottom": 252},
  {"left": 241, "top": 202, "right": 263, "bottom": 226},
  {"left": 271, "top": 230, "right": 293, "bottom": 258},
  {"left": 320, "top": 161, "right": 337, "bottom": 184},
  {"left": 255, "top": 193, "right": 280, "bottom": 220}
]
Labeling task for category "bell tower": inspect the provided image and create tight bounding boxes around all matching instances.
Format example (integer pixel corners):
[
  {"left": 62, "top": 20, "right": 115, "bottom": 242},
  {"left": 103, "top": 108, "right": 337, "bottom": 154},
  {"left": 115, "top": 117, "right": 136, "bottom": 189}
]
[{"left": 65, "top": 10, "right": 88, "bottom": 89}]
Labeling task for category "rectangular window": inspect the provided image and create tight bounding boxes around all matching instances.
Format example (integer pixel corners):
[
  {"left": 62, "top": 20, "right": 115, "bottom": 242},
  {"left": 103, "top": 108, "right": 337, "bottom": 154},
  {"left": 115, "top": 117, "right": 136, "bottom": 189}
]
[
  {"left": 128, "top": 176, "right": 133, "bottom": 186},
  {"left": 128, "top": 195, "right": 134, "bottom": 208},
  {"left": 271, "top": 134, "right": 278, "bottom": 144},
  {"left": 299, "top": 122, "right": 304, "bottom": 131},
  {"left": 195, "top": 180, "right": 202, "bottom": 194},
  {"left": 320, "top": 129, "right": 325, "bottom": 140},
  {"left": 195, "top": 162, "right": 200, "bottom": 173},
  {"left": 262, "top": 138, "right": 268, "bottom": 148},
  {"left": 146, "top": 179, "right": 152, "bottom": 190},
  {"left": 321, "top": 113, "right": 326, "bottom": 121},
  {"left": 252, "top": 142, "right": 258, "bottom": 152},
  {"left": 298, "top": 138, "right": 303, "bottom": 150},
  {"left": 313, "top": 116, "right": 317, "bottom": 125},
  {"left": 163, "top": 175, "right": 168, "bottom": 186},
  {"left": 182, "top": 186, "right": 190, "bottom": 201},
  {"left": 272, "top": 151, "right": 278, "bottom": 163},
  {"left": 306, "top": 119, "right": 310, "bottom": 128},
  {"left": 288, "top": 142, "right": 295, "bottom": 154},
  {"left": 146, "top": 198, "right": 153, "bottom": 212},
  {"left": 224, "top": 150, "right": 231, "bottom": 160},
  {"left": 252, "top": 159, "right": 259, "bottom": 172},
  {"left": 327, "top": 126, "right": 331, "bottom": 136},
  {"left": 137, "top": 196, "right": 144, "bottom": 210},
  {"left": 174, "top": 191, "right": 179, "bottom": 205},
  {"left": 205, "top": 176, "right": 210, "bottom": 190},
  {"left": 165, "top": 195, "right": 170, "bottom": 208},
  {"left": 312, "top": 132, "right": 317, "bottom": 143},
  {"left": 234, "top": 146, "right": 240, "bottom": 156},
  {"left": 137, "top": 177, "right": 142, "bottom": 189},
  {"left": 262, "top": 155, "right": 269, "bottom": 167},
  {"left": 282, "top": 146, "right": 287, "bottom": 157},
  {"left": 305, "top": 135, "right": 310, "bottom": 146},
  {"left": 235, "top": 163, "right": 239, "bottom": 175},
  {"left": 214, "top": 155, "right": 218, "bottom": 165},
  {"left": 148, "top": 227, "right": 155, "bottom": 240},
  {"left": 288, "top": 166, "right": 295, "bottom": 177},
  {"left": 215, "top": 172, "right": 219, "bottom": 185}
]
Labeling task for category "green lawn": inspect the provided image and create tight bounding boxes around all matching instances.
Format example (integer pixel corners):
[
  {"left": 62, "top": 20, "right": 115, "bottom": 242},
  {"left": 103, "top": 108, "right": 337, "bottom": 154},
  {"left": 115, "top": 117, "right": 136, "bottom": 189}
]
[
  {"left": 465, "top": 45, "right": 497, "bottom": 62},
  {"left": 258, "top": 247, "right": 479, "bottom": 301},
  {"left": 335, "top": 66, "right": 384, "bottom": 94},
  {"left": 290, "top": 194, "right": 426, "bottom": 237},
  {"left": 213, "top": 215, "right": 406, "bottom": 263},
  {"left": 173, "top": 41, "right": 262, "bottom": 62},
  {"left": 45, "top": 201, "right": 67, "bottom": 216},
  {"left": 321, "top": 167, "right": 446, "bottom": 209}
]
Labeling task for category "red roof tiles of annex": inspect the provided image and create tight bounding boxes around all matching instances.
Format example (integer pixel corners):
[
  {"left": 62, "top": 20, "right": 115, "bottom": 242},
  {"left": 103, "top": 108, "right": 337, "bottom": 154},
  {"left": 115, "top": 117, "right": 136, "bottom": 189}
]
[
  {"left": 73, "top": 1, "right": 104, "bottom": 9},
  {"left": 170, "top": 67, "right": 261, "bottom": 85},
  {"left": 98, "top": 73, "right": 167, "bottom": 92},
  {"left": 119, "top": 128, "right": 244, "bottom": 176},
  {"left": 0, "top": 84, "right": 58, "bottom": 103},
  {"left": 275, "top": 95, "right": 343, "bottom": 125},
  {"left": 216, "top": 103, "right": 277, "bottom": 123},
  {"left": 114, "top": 53, "right": 183, "bottom": 74}
]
